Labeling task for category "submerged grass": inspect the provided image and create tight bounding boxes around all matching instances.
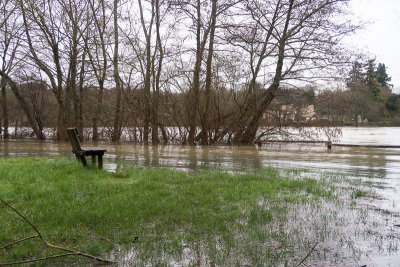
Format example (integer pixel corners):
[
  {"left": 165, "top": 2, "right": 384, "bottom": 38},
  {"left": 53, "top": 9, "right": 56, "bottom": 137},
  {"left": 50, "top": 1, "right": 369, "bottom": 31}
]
[
  {"left": 0, "top": 157, "right": 335, "bottom": 265},
  {"left": 352, "top": 189, "right": 368, "bottom": 199}
]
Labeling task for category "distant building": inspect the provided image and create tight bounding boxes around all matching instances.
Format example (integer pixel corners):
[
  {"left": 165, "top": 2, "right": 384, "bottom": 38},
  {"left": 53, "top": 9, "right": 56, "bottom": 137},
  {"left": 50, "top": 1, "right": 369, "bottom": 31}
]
[
  {"left": 264, "top": 104, "right": 317, "bottom": 122},
  {"left": 300, "top": 105, "right": 318, "bottom": 121}
]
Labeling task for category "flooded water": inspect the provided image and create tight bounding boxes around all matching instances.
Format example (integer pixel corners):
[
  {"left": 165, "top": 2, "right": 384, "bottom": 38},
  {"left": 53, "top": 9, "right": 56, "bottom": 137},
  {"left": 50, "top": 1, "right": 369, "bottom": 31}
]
[
  {"left": 1, "top": 127, "right": 400, "bottom": 265},
  {"left": 1, "top": 127, "right": 399, "bottom": 175}
]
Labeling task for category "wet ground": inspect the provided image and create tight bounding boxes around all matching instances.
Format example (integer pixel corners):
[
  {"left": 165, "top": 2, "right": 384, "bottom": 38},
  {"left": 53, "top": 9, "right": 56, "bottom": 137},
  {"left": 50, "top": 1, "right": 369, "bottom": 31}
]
[{"left": 1, "top": 127, "right": 400, "bottom": 265}]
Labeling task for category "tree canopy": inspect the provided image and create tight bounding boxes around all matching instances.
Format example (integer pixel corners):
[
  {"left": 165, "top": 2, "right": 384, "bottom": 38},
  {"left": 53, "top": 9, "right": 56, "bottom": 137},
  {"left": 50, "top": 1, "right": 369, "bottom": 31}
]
[
  {"left": 0, "top": 0, "right": 364, "bottom": 143},
  {"left": 376, "top": 63, "right": 393, "bottom": 88}
]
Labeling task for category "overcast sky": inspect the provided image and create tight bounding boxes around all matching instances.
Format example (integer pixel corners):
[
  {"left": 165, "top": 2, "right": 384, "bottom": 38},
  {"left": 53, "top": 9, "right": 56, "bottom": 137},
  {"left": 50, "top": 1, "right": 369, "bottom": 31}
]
[{"left": 348, "top": 0, "right": 400, "bottom": 92}]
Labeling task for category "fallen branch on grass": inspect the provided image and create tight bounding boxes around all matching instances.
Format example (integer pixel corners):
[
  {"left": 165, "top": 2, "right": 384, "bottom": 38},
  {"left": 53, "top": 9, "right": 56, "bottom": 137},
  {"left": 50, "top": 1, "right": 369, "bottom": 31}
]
[
  {"left": 296, "top": 241, "right": 318, "bottom": 267},
  {"left": 0, "top": 253, "right": 76, "bottom": 266},
  {"left": 0, "top": 199, "right": 116, "bottom": 266},
  {"left": 0, "top": 235, "right": 39, "bottom": 250}
]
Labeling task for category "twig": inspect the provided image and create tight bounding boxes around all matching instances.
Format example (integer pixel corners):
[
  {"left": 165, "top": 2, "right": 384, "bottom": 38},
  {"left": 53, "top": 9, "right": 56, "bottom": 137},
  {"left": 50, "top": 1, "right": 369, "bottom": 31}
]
[
  {"left": 0, "top": 199, "right": 116, "bottom": 265},
  {"left": 0, "top": 253, "right": 76, "bottom": 266},
  {"left": 0, "top": 200, "right": 44, "bottom": 240},
  {"left": 296, "top": 242, "right": 318, "bottom": 267},
  {"left": 45, "top": 243, "right": 115, "bottom": 263},
  {"left": 0, "top": 234, "right": 39, "bottom": 250}
]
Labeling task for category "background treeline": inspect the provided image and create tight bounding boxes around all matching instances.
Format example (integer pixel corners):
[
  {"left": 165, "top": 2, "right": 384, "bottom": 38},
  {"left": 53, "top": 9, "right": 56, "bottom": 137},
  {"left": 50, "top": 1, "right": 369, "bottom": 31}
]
[
  {"left": 317, "top": 61, "right": 399, "bottom": 126},
  {"left": 0, "top": 0, "right": 387, "bottom": 144},
  {"left": 270, "top": 60, "right": 399, "bottom": 127}
]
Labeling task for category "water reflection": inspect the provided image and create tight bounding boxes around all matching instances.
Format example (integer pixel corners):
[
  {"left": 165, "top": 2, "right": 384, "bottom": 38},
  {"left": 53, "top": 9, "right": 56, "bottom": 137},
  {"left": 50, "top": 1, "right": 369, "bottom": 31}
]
[
  {"left": 2, "top": 140, "right": 9, "bottom": 157},
  {"left": 0, "top": 138, "right": 399, "bottom": 177}
]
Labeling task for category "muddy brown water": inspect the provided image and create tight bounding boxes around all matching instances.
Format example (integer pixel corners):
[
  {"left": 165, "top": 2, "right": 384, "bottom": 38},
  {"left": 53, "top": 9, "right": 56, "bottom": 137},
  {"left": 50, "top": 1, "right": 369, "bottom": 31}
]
[{"left": 1, "top": 127, "right": 400, "bottom": 265}]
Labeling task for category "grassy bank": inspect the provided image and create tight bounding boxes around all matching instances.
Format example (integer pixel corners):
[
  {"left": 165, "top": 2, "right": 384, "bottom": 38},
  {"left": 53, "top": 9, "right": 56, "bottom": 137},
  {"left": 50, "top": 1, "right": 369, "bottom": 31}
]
[{"left": 0, "top": 157, "right": 335, "bottom": 265}]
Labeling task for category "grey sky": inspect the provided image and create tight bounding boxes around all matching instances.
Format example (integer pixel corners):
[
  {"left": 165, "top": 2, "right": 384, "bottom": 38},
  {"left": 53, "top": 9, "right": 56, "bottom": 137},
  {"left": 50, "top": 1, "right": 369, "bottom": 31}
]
[{"left": 349, "top": 0, "right": 400, "bottom": 92}]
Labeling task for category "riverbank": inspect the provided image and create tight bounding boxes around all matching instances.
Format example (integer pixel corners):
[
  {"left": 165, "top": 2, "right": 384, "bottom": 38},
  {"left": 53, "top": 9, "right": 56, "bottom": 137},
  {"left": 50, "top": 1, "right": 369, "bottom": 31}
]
[{"left": 0, "top": 157, "right": 336, "bottom": 265}]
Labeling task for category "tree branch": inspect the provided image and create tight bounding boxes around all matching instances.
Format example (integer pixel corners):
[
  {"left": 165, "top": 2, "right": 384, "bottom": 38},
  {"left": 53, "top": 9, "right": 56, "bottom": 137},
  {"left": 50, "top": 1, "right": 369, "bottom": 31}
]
[
  {"left": 296, "top": 242, "right": 318, "bottom": 267},
  {"left": 0, "top": 199, "right": 116, "bottom": 265}
]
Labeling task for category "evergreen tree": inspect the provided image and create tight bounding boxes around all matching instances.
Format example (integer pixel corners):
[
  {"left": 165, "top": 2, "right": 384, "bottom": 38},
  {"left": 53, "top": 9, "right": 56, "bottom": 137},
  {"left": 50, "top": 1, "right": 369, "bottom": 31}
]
[
  {"left": 385, "top": 94, "right": 400, "bottom": 114},
  {"left": 376, "top": 63, "right": 392, "bottom": 88},
  {"left": 303, "top": 88, "right": 316, "bottom": 105},
  {"left": 348, "top": 61, "right": 364, "bottom": 82},
  {"left": 366, "top": 59, "right": 380, "bottom": 99}
]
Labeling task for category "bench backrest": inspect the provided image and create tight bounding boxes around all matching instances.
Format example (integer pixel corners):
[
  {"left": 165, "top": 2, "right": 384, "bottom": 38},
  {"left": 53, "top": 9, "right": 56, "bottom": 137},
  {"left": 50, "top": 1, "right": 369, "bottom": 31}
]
[{"left": 67, "top": 128, "right": 82, "bottom": 153}]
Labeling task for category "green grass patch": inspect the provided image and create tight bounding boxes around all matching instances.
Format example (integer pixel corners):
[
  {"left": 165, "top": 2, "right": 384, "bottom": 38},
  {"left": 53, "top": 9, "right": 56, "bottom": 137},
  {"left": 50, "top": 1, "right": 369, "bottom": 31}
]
[
  {"left": 0, "top": 157, "right": 333, "bottom": 265},
  {"left": 351, "top": 189, "right": 368, "bottom": 199}
]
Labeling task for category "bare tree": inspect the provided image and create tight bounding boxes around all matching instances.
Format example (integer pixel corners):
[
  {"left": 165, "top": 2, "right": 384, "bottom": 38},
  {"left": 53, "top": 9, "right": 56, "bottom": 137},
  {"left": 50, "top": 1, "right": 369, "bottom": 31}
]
[
  {"left": 83, "top": 0, "right": 111, "bottom": 141},
  {"left": 137, "top": 0, "right": 155, "bottom": 144},
  {"left": 199, "top": 0, "right": 217, "bottom": 145},
  {"left": 19, "top": 0, "right": 89, "bottom": 140},
  {"left": 0, "top": 0, "right": 46, "bottom": 139},
  {"left": 2, "top": 0, "right": 358, "bottom": 143},
  {"left": 224, "top": 0, "right": 356, "bottom": 144},
  {"left": 120, "top": 0, "right": 172, "bottom": 144},
  {"left": 58, "top": 0, "right": 88, "bottom": 136},
  {"left": 111, "top": 0, "right": 123, "bottom": 142},
  {"left": 0, "top": 0, "right": 18, "bottom": 139},
  {"left": 150, "top": 0, "right": 164, "bottom": 144}
]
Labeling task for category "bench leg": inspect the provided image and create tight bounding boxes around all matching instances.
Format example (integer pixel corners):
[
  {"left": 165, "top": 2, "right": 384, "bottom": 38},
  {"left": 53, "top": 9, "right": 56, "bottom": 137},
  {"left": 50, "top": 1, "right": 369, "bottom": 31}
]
[
  {"left": 91, "top": 155, "right": 96, "bottom": 164},
  {"left": 98, "top": 155, "right": 103, "bottom": 169},
  {"left": 81, "top": 156, "right": 88, "bottom": 167}
]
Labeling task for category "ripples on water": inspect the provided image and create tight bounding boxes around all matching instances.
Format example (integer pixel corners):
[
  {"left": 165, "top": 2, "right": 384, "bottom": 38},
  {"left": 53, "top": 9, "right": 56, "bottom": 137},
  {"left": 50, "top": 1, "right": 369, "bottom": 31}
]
[{"left": 1, "top": 127, "right": 400, "bottom": 265}]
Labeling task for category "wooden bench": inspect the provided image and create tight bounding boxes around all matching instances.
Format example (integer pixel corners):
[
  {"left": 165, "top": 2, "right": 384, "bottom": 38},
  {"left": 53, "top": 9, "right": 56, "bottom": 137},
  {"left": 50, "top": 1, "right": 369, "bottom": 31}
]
[{"left": 67, "top": 128, "right": 106, "bottom": 169}]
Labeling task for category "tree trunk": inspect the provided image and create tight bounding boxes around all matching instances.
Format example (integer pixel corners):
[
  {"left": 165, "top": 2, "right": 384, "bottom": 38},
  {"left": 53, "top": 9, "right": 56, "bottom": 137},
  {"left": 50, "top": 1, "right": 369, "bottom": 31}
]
[
  {"left": 151, "top": 58, "right": 159, "bottom": 145},
  {"left": 14, "top": 117, "right": 17, "bottom": 138},
  {"left": 201, "top": 0, "right": 217, "bottom": 145},
  {"left": 138, "top": 0, "right": 154, "bottom": 145},
  {"left": 143, "top": 52, "right": 151, "bottom": 145},
  {"left": 1, "top": 78, "right": 9, "bottom": 139},
  {"left": 78, "top": 51, "right": 86, "bottom": 137},
  {"left": 112, "top": 0, "right": 123, "bottom": 142},
  {"left": 151, "top": 0, "right": 164, "bottom": 145},
  {"left": 92, "top": 82, "right": 104, "bottom": 142},
  {"left": 56, "top": 102, "right": 68, "bottom": 141},
  {"left": 239, "top": 85, "right": 278, "bottom": 143},
  {"left": 67, "top": 31, "right": 79, "bottom": 134},
  {"left": 188, "top": 0, "right": 204, "bottom": 145},
  {"left": 0, "top": 71, "right": 44, "bottom": 139}
]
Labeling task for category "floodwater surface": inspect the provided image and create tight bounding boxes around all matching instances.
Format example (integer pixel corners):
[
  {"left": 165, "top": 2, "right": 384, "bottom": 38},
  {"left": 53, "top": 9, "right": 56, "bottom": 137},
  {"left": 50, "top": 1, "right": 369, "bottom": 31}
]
[{"left": 1, "top": 127, "right": 400, "bottom": 265}]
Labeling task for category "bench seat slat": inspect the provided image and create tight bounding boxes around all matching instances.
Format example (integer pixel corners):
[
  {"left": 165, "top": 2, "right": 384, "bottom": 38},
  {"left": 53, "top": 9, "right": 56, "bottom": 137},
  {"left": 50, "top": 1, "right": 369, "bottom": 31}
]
[{"left": 81, "top": 147, "right": 106, "bottom": 152}]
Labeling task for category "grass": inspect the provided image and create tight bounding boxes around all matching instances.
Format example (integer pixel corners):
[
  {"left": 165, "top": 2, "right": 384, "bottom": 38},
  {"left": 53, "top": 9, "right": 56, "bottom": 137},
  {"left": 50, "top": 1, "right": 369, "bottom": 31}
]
[
  {"left": 0, "top": 157, "right": 335, "bottom": 265},
  {"left": 352, "top": 189, "right": 368, "bottom": 199}
]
